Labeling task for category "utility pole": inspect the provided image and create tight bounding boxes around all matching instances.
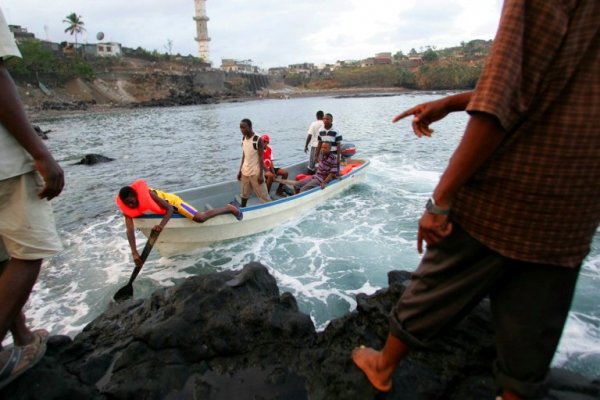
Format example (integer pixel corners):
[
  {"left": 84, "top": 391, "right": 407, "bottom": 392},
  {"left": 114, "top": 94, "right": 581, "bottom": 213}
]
[{"left": 193, "top": 0, "right": 210, "bottom": 64}]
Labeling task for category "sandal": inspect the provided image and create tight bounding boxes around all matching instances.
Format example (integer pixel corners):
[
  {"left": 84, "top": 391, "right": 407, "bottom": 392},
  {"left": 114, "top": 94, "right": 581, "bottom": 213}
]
[{"left": 0, "top": 337, "right": 47, "bottom": 389}]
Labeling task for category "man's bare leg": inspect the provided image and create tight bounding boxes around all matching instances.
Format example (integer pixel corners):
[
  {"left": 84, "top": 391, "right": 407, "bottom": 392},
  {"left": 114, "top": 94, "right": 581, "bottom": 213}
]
[
  {"left": 351, "top": 334, "right": 409, "bottom": 392},
  {"left": 193, "top": 204, "right": 242, "bottom": 223},
  {"left": 0, "top": 259, "right": 41, "bottom": 345}
]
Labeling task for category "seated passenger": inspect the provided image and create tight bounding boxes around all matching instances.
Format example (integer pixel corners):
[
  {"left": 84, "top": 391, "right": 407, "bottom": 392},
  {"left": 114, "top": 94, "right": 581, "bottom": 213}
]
[
  {"left": 294, "top": 142, "right": 338, "bottom": 193},
  {"left": 261, "top": 134, "right": 290, "bottom": 197},
  {"left": 116, "top": 179, "right": 242, "bottom": 267}
]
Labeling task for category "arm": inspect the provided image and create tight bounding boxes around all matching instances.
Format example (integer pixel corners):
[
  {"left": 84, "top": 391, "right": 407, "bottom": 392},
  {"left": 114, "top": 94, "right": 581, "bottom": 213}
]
[
  {"left": 237, "top": 151, "right": 245, "bottom": 180},
  {"left": 304, "top": 134, "right": 312, "bottom": 153},
  {"left": 314, "top": 140, "right": 322, "bottom": 164},
  {"left": 320, "top": 172, "right": 336, "bottom": 189},
  {"left": 149, "top": 191, "right": 174, "bottom": 232},
  {"left": 417, "top": 112, "right": 506, "bottom": 253},
  {"left": 257, "top": 138, "right": 266, "bottom": 184},
  {"left": 0, "top": 60, "right": 64, "bottom": 200},
  {"left": 124, "top": 216, "right": 143, "bottom": 268},
  {"left": 336, "top": 139, "right": 342, "bottom": 175},
  {"left": 393, "top": 91, "right": 473, "bottom": 138}
]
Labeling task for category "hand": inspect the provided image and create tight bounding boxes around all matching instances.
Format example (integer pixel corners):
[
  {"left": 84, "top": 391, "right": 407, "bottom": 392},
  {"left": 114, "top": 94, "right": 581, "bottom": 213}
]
[
  {"left": 304, "top": 147, "right": 308, "bottom": 154},
  {"left": 258, "top": 174, "right": 264, "bottom": 184},
  {"left": 237, "top": 171, "right": 241, "bottom": 181},
  {"left": 320, "top": 181, "right": 326, "bottom": 189},
  {"left": 152, "top": 225, "right": 163, "bottom": 233},
  {"left": 392, "top": 98, "right": 450, "bottom": 138},
  {"left": 132, "top": 251, "right": 143, "bottom": 268},
  {"left": 34, "top": 154, "right": 64, "bottom": 200},
  {"left": 417, "top": 211, "right": 452, "bottom": 254}
]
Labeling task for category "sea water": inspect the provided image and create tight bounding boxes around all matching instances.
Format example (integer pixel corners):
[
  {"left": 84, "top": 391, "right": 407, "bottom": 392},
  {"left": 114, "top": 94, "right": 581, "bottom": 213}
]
[{"left": 16, "top": 93, "right": 599, "bottom": 379}]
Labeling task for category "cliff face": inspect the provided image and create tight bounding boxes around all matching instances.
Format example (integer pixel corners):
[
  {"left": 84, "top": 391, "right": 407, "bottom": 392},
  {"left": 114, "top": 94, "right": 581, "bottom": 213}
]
[
  {"left": 1, "top": 263, "right": 597, "bottom": 400},
  {"left": 15, "top": 57, "right": 268, "bottom": 113}
]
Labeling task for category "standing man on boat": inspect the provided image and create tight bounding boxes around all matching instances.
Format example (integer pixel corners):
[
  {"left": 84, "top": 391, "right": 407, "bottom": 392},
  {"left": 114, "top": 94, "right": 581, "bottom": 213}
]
[
  {"left": 304, "top": 110, "right": 324, "bottom": 174},
  {"left": 351, "top": 0, "right": 600, "bottom": 399},
  {"left": 0, "top": 6, "right": 62, "bottom": 388},
  {"left": 237, "top": 119, "right": 271, "bottom": 207},
  {"left": 314, "top": 113, "right": 342, "bottom": 176}
]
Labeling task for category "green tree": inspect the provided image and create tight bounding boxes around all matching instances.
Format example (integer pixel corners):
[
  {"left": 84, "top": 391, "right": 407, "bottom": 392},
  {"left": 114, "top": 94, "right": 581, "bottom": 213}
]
[
  {"left": 63, "top": 13, "right": 85, "bottom": 58},
  {"left": 422, "top": 48, "right": 439, "bottom": 62},
  {"left": 393, "top": 51, "right": 404, "bottom": 61}
]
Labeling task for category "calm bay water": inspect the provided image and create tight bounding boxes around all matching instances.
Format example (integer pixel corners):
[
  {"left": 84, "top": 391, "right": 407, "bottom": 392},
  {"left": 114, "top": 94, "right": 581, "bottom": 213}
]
[{"left": 14, "top": 93, "right": 599, "bottom": 379}]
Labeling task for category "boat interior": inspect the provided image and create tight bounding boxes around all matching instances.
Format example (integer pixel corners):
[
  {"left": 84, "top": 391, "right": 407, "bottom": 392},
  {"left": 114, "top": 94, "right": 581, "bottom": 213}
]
[{"left": 176, "top": 159, "right": 366, "bottom": 212}]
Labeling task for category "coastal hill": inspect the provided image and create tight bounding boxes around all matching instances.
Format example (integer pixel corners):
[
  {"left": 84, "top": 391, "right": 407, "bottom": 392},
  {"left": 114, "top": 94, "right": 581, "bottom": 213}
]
[
  {"left": 10, "top": 40, "right": 491, "bottom": 116},
  {"left": 0, "top": 263, "right": 597, "bottom": 399}
]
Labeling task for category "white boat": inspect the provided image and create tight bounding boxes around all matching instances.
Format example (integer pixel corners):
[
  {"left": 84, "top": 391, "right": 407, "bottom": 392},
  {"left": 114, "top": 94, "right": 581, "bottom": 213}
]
[{"left": 132, "top": 158, "right": 370, "bottom": 256}]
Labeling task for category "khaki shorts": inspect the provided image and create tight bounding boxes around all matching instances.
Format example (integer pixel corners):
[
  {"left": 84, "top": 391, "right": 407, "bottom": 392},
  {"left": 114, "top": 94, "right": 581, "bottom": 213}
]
[
  {"left": 240, "top": 174, "right": 271, "bottom": 203},
  {"left": 0, "top": 172, "right": 63, "bottom": 261}
]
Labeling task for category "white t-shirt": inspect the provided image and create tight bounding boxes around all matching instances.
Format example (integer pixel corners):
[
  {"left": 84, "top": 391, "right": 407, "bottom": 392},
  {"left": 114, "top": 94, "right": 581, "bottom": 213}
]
[
  {"left": 0, "top": 8, "right": 32, "bottom": 180},
  {"left": 307, "top": 119, "right": 324, "bottom": 148}
]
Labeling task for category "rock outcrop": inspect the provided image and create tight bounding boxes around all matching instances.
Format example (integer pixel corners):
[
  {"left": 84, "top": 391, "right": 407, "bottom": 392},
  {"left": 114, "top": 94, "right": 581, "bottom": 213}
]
[
  {"left": 1, "top": 263, "right": 598, "bottom": 399},
  {"left": 73, "top": 154, "right": 115, "bottom": 165}
]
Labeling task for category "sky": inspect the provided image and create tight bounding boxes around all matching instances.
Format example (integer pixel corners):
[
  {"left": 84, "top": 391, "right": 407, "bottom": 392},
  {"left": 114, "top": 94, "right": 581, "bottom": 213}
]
[{"left": 1, "top": 0, "right": 503, "bottom": 69}]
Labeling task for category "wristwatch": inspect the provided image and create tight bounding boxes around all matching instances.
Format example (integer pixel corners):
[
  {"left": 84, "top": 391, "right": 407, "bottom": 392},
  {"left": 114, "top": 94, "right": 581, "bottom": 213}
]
[{"left": 426, "top": 197, "right": 450, "bottom": 215}]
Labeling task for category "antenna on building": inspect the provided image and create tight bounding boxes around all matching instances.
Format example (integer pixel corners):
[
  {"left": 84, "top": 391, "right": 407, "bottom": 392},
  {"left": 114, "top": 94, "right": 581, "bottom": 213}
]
[
  {"left": 193, "top": 0, "right": 211, "bottom": 64},
  {"left": 44, "top": 25, "right": 49, "bottom": 41}
]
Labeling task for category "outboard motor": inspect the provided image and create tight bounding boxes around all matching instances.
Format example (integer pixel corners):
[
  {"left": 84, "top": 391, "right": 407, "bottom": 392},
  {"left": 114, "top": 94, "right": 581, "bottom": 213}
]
[{"left": 340, "top": 142, "right": 356, "bottom": 160}]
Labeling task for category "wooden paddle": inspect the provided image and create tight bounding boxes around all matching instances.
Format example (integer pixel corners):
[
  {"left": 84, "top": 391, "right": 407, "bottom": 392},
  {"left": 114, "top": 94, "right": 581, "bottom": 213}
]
[{"left": 113, "top": 229, "right": 160, "bottom": 301}]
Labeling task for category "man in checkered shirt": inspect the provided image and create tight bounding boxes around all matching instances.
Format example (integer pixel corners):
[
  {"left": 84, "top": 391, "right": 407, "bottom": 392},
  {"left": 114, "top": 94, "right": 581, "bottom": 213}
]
[{"left": 352, "top": 1, "right": 600, "bottom": 398}]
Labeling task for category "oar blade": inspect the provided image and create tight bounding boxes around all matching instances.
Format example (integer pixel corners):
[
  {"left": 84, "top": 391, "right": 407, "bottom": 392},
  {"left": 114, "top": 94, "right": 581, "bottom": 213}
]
[{"left": 113, "top": 284, "right": 133, "bottom": 301}]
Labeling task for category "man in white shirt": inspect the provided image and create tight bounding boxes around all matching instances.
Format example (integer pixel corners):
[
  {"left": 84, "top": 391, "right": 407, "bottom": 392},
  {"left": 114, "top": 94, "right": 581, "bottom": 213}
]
[
  {"left": 304, "top": 110, "right": 324, "bottom": 173},
  {"left": 0, "top": 7, "right": 63, "bottom": 389}
]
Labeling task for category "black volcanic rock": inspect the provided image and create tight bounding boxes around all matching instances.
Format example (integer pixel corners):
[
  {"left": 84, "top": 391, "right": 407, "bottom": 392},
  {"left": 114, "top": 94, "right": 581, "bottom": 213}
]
[
  {"left": 1, "top": 262, "right": 597, "bottom": 399},
  {"left": 73, "top": 154, "right": 115, "bottom": 165}
]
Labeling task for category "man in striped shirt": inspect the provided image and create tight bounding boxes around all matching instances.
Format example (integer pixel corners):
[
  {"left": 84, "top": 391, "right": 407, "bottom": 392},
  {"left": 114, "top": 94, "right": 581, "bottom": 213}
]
[
  {"left": 314, "top": 113, "right": 342, "bottom": 174},
  {"left": 294, "top": 142, "right": 338, "bottom": 193}
]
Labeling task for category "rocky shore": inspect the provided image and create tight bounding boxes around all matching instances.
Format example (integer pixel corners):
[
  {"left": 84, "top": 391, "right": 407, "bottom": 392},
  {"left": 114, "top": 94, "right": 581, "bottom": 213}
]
[{"left": 1, "top": 263, "right": 597, "bottom": 400}]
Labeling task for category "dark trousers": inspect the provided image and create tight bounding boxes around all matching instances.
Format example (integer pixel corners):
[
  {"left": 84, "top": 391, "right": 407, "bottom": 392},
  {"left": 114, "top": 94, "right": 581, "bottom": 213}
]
[{"left": 390, "top": 224, "right": 580, "bottom": 398}]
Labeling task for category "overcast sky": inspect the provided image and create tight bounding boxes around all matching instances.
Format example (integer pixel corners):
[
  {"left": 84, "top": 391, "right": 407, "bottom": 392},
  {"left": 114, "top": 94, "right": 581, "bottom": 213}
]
[{"left": 2, "top": 0, "right": 502, "bottom": 69}]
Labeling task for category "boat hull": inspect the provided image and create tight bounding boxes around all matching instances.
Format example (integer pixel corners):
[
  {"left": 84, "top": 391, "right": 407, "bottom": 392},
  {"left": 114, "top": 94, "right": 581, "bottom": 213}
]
[{"left": 133, "top": 159, "right": 369, "bottom": 255}]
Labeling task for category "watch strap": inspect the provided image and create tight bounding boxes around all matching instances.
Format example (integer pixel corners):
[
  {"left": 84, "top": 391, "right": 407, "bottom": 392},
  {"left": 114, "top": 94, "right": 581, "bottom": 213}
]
[{"left": 426, "top": 198, "right": 450, "bottom": 215}]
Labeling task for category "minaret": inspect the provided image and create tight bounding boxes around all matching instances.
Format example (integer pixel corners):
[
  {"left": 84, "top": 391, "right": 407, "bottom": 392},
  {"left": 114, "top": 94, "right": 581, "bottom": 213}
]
[{"left": 193, "top": 0, "right": 210, "bottom": 63}]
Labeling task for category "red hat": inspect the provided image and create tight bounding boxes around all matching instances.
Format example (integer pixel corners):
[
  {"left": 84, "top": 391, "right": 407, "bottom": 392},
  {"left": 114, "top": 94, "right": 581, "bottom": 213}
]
[{"left": 261, "top": 134, "right": 270, "bottom": 144}]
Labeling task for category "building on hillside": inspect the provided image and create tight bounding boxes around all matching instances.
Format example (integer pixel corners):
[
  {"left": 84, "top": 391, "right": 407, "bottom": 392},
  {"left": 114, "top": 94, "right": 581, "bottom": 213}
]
[
  {"left": 62, "top": 42, "right": 122, "bottom": 58},
  {"left": 407, "top": 56, "right": 423, "bottom": 67},
  {"left": 8, "top": 25, "right": 35, "bottom": 43},
  {"left": 193, "top": 0, "right": 211, "bottom": 63},
  {"left": 221, "top": 58, "right": 259, "bottom": 73},
  {"left": 268, "top": 67, "right": 288, "bottom": 78},
  {"left": 374, "top": 52, "right": 392, "bottom": 64},
  {"left": 96, "top": 42, "right": 122, "bottom": 57},
  {"left": 287, "top": 63, "right": 316, "bottom": 77}
]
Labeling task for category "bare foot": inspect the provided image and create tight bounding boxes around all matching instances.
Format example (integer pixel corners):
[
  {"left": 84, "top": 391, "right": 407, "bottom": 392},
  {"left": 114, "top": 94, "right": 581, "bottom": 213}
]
[
  {"left": 227, "top": 202, "right": 243, "bottom": 221},
  {"left": 351, "top": 346, "right": 393, "bottom": 392},
  {"left": 14, "top": 329, "right": 49, "bottom": 347}
]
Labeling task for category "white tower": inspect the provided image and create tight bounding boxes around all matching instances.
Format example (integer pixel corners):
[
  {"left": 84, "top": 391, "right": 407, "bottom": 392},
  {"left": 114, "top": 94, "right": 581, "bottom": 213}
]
[{"left": 193, "top": 0, "right": 211, "bottom": 63}]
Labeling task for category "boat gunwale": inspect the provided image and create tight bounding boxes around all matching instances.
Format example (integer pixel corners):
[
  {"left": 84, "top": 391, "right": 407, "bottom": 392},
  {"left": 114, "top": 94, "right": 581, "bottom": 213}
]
[{"left": 134, "top": 159, "right": 370, "bottom": 219}]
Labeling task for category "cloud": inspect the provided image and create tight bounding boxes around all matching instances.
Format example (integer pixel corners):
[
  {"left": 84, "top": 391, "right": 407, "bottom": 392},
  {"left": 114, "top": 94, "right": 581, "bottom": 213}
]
[{"left": 1, "top": 0, "right": 501, "bottom": 68}]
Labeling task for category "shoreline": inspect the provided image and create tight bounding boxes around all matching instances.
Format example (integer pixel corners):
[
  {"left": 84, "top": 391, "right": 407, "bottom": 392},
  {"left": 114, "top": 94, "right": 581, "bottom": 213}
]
[{"left": 25, "top": 86, "right": 426, "bottom": 121}]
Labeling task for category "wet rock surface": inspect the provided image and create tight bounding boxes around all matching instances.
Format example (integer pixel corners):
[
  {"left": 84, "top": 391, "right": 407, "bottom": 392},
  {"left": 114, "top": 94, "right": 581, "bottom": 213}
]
[{"left": 2, "top": 263, "right": 597, "bottom": 399}]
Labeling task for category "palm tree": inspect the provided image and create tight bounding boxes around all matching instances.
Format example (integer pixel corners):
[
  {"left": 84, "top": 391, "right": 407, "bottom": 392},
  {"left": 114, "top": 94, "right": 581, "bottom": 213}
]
[{"left": 63, "top": 13, "right": 85, "bottom": 58}]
